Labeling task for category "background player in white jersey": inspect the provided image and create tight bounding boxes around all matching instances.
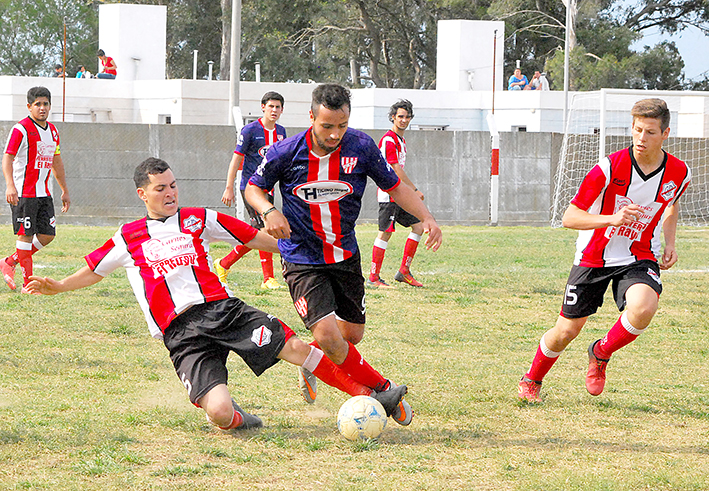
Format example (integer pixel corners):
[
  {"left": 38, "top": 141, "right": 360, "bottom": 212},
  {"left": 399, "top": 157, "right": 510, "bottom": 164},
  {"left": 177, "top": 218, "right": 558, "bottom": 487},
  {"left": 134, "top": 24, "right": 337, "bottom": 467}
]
[
  {"left": 218, "top": 92, "right": 286, "bottom": 290},
  {"left": 26, "top": 158, "right": 406, "bottom": 431},
  {"left": 518, "top": 99, "right": 691, "bottom": 403},
  {"left": 2, "top": 87, "right": 70, "bottom": 293},
  {"left": 368, "top": 99, "right": 426, "bottom": 288}
]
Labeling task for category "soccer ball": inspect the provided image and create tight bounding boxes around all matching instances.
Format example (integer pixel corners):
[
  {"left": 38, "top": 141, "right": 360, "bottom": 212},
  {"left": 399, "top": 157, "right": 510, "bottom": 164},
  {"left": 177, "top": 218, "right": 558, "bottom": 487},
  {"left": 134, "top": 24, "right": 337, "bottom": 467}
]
[{"left": 336, "top": 395, "right": 387, "bottom": 441}]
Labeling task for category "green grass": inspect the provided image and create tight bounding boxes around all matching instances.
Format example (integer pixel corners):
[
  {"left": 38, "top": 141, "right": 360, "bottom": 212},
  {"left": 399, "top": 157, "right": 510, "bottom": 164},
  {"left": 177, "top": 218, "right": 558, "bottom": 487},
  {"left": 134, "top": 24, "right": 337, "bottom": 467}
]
[{"left": 0, "top": 224, "right": 707, "bottom": 490}]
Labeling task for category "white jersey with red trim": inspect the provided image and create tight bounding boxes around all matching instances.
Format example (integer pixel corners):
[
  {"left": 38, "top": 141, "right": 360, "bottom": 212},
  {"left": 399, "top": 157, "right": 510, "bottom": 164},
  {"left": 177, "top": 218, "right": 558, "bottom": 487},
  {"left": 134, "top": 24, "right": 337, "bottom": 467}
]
[
  {"left": 570, "top": 147, "right": 691, "bottom": 267},
  {"left": 377, "top": 130, "right": 406, "bottom": 203},
  {"left": 84, "top": 208, "right": 258, "bottom": 339},
  {"left": 4, "top": 117, "right": 60, "bottom": 198}
]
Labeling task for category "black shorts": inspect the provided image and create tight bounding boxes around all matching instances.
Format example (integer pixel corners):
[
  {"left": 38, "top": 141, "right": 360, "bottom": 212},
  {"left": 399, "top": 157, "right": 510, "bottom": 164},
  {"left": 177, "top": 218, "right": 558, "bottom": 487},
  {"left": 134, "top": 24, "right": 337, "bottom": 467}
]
[
  {"left": 560, "top": 260, "right": 662, "bottom": 319},
  {"left": 163, "top": 298, "right": 292, "bottom": 404},
  {"left": 240, "top": 189, "right": 274, "bottom": 230},
  {"left": 283, "top": 253, "right": 366, "bottom": 328},
  {"left": 378, "top": 202, "right": 420, "bottom": 233},
  {"left": 10, "top": 197, "right": 56, "bottom": 236}
]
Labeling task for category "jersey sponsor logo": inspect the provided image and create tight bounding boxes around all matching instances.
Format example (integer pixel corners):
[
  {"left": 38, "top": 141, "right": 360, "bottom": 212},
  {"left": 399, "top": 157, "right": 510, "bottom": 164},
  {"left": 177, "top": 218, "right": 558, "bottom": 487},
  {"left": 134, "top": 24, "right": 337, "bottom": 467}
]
[
  {"left": 251, "top": 325, "right": 273, "bottom": 347},
  {"left": 293, "top": 180, "right": 353, "bottom": 204},
  {"left": 341, "top": 157, "right": 358, "bottom": 174},
  {"left": 294, "top": 296, "right": 308, "bottom": 318},
  {"left": 660, "top": 181, "right": 677, "bottom": 201},
  {"left": 142, "top": 236, "right": 199, "bottom": 278},
  {"left": 35, "top": 141, "right": 55, "bottom": 169},
  {"left": 605, "top": 197, "right": 661, "bottom": 241},
  {"left": 182, "top": 215, "right": 203, "bottom": 233}
]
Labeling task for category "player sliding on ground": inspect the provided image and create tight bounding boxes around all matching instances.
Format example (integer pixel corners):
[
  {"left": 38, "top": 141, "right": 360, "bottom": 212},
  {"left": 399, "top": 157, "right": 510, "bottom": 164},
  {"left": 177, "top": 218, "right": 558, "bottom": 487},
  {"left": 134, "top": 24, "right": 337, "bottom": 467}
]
[
  {"left": 518, "top": 98, "right": 692, "bottom": 403},
  {"left": 26, "top": 158, "right": 407, "bottom": 431}
]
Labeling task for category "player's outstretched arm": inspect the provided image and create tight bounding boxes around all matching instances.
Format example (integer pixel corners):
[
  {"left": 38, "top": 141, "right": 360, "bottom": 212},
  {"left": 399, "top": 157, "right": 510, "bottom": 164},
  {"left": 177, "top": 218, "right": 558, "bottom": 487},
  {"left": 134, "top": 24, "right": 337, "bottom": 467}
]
[
  {"left": 26, "top": 266, "right": 103, "bottom": 295},
  {"left": 245, "top": 183, "right": 291, "bottom": 239},
  {"left": 388, "top": 184, "right": 442, "bottom": 251},
  {"left": 660, "top": 204, "right": 679, "bottom": 270},
  {"left": 562, "top": 203, "right": 641, "bottom": 230},
  {"left": 244, "top": 230, "right": 280, "bottom": 254}
]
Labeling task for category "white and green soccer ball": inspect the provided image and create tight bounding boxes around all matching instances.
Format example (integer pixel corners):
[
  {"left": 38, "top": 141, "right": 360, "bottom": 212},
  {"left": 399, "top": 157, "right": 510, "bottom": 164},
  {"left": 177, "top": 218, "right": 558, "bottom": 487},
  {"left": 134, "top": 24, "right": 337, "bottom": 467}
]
[{"left": 337, "top": 395, "right": 387, "bottom": 441}]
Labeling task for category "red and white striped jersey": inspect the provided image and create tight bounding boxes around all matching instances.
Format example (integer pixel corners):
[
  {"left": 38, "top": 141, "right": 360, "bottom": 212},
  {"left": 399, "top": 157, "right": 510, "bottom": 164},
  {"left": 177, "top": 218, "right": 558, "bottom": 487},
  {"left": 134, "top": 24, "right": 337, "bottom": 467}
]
[
  {"left": 84, "top": 208, "right": 258, "bottom": 339},
  {"left": 570, "top": 147, "right": 691, "bottom": 267},
  {"left": 377, "top": 130, "right": 406, "bottom": 203},
  {"left": 4, "top": 117, "right": 60, "bottom": 198}
]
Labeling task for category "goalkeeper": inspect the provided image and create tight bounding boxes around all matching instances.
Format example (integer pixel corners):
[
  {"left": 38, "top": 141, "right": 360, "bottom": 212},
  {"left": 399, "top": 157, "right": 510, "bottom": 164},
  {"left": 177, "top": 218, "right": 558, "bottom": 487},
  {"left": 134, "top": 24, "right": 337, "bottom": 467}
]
[{"left": 518, "top": 98, "right": 692, "bottom": 402}]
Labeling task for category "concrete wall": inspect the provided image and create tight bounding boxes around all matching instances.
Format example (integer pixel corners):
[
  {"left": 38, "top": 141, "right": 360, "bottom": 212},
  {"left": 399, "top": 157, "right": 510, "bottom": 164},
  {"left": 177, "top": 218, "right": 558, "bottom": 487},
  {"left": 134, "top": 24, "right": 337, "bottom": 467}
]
[{"left": 0, "top": 121, "right": 562, "bottom": 227}]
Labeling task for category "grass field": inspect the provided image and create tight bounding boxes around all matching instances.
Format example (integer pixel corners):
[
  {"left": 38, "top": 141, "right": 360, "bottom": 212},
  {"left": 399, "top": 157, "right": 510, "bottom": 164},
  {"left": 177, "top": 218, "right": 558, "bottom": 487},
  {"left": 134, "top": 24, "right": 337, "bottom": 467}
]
[{"left": 0, "top": 224, "right": 707, "bottom": 490}]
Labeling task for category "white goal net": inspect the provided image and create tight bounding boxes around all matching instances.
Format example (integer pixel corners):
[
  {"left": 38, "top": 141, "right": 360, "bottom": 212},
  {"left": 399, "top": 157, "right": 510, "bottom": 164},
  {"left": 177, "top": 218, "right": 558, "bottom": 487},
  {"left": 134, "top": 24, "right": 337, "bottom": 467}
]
[{"left": 551, "top": 89, "right": 709, "bottom": 227}]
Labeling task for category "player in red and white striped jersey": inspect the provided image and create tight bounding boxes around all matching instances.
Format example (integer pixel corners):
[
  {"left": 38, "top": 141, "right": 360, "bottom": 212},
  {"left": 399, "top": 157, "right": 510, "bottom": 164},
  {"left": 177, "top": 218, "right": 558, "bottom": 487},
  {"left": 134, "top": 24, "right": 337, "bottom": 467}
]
[
  {"left": 2, "top": 87, "right": 70, "bottom": 293},
  {"left": 368, "top": 99, "right": 426, "bottom": 288},
  {"left": 26, "top": 158, "right": 407, "bottom": 431},
  {"left": 519, "top": 98, "right": 692, "bottom": 402}
]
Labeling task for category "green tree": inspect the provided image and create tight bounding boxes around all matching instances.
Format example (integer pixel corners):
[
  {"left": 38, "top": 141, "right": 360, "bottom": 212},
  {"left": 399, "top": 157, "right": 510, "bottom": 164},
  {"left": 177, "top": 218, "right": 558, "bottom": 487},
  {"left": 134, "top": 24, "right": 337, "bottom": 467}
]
[{"left": 0, "top": 0, "right": 99, "bottom": 77}]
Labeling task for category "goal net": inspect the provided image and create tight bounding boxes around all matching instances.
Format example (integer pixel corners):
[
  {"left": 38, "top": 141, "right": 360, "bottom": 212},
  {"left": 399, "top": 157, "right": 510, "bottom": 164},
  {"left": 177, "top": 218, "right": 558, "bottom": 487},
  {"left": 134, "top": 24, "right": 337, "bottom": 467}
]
[{"left": 551, "top": 89, "right": 709, "bottom": 227}]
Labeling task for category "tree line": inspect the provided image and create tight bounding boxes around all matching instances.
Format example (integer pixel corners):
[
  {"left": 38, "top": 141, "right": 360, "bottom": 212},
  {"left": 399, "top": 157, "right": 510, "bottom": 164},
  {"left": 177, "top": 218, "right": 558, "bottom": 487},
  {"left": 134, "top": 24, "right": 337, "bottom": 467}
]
[{"left": 1, "top": 0, "right": 707, "bottom": 91}]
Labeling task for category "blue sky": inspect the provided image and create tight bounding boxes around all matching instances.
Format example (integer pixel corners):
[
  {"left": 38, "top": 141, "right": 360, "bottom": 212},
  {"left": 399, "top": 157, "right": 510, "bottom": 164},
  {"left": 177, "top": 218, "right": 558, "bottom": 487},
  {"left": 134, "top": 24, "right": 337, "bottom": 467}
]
[{"left": 632, "top": 24, "right": 709, "bottom": 82}]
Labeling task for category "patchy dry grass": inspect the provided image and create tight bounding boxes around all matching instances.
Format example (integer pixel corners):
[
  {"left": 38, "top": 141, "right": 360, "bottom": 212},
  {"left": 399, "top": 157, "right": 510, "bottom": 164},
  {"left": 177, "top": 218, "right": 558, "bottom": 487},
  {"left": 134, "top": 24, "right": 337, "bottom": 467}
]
[{"left": 0, "top": 224, "right": 707, "bottom": 490}]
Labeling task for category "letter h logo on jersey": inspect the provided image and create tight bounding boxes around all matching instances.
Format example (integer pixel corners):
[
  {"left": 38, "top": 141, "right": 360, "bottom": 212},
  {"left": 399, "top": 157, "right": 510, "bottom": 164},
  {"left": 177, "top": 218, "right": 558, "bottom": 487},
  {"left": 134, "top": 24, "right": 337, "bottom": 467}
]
[{"left": 341, "top": 157, "right": 358, "bottom": 174}]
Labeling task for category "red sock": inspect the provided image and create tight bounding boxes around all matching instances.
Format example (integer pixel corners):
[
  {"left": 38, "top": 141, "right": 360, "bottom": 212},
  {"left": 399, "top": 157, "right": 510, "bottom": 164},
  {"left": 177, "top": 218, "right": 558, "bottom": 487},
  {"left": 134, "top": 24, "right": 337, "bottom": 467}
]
[
  {"left": 369, "top": 239, "right": 387, "bottom": 281},
  {"left": 259, "top": 250, "right": 274, "bottom": 280},
  {"left": 8, "top": 238, "right": 42, "bottom": 267},
  {"left": 308, "top": 348, "right": 371, "bottom": 397},
  {"left": 336, "top": 342, "right": 387, "bottom": 391},
  {"left": 7, "top": 253, "right": 18, "bottom": 267},
  {"left": 220, "top": 245, "right": 251, "bottom": 269},
  {"left": 525, "top": 335, "right": 563, "bottom": 383},
  {"left": 399, "top": 233, "right": 420, "bottom": 274},
  {"left": 595, "top": 312, "right": 643, "bottom": 359},
  {"left": 218, "top": 409, "right": 244, "bottom": 430},
  {"left": 17, "top": 245, "right": 33, "bottom": 286}
]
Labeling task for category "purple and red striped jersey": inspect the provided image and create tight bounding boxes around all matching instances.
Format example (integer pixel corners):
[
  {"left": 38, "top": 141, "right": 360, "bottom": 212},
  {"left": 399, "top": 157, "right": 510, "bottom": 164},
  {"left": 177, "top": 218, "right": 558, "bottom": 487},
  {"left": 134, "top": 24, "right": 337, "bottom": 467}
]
[
  {"left": 4, "top": 117, "right": 60, "bottom": 198},
  {"left": 570, "top": 147, "right": 691, "bottom": 267},
  {"left": 249, "top": 127, "right": 401, "bottom": 265},
  {"left": 84, "top": 208, "right": 258, "bottom": 339},
  {"left": 235, "top": 119, "right": 286, "bottom": 190},
  {"left": 377, "top": 130, "right": 407, "bottom": 203}
]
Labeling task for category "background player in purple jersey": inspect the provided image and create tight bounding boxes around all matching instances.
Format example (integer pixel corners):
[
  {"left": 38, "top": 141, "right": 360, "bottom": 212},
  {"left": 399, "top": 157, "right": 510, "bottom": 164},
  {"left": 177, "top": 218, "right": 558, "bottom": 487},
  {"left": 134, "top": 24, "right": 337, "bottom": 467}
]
[
  {"left": 246, "top": 84, "right": 442, "bottom": 426},
  {"left": 26, "top": 158, "right": 406, "bottom": 432},
  {"left": 2, "top": 87, "right": 70, "bottom": 293},
  {"left": 218, "top": 91, "right": 287, "bottom": 290},
  {"left": 368, "top": 99, "right": 426, "bottom": 288},
  {"left": 518, "top": 99, "right": 691, "bottom": 403}
]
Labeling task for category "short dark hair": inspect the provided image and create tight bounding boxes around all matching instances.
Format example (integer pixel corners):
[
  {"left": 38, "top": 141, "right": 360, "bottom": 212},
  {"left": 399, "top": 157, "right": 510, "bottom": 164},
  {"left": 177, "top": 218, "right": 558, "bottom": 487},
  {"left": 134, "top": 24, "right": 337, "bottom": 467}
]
[
  {"left": 388, "top": 99, "right": 414, "bottom": 122},
  {"left": 27, "top": 86, "right": 51, "bottom": 104},
  {"left": 261, "top": 91, "right": 284, "bottom": 107},
  {"left": 631, "top": 98, "right": 671, "bottom": 132},
  {"left": 54, "top": 64, "right": 62, "bottom": 70},
  {"left": 134, "top": 158, "right": 171, "bottom": 188},
  {"left": 97, "top": 49, "right": 105, "bottom": 57},
  {"left": 311, "top": 84, "right": 351, "bottom": 116}
]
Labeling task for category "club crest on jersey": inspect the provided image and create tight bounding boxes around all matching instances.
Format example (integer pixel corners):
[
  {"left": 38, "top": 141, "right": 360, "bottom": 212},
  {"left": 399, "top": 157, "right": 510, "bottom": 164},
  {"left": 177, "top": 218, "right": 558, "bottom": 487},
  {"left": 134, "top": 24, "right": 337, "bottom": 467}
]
[
  {"left": 182, "top": 215, "right": 203, "bottom": 233},
  {"left": 258, "top": 144, "right": 272, "bottom": 158},
  {"left": 251, "top": 325, "right": 273, "bottom": 347},
  {"left": 293, "top": 180, "right": 353, "bottom": 204},
  {"left": 660, "top": 181, "right": 677, "bottom": 201},
  {"left": 294, "top": 296, "right": 308, "bottom": 318},
  {"left": 341, "top": 157, "right": 358, "bottom": 174}
]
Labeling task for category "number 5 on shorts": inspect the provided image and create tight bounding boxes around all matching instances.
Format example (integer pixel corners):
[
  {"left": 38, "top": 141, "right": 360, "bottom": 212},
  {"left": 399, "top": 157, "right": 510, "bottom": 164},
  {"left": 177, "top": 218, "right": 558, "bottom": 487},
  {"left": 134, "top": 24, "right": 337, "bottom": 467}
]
[{"left": 564, "top": 284, "right": 578, "bottom": 305}]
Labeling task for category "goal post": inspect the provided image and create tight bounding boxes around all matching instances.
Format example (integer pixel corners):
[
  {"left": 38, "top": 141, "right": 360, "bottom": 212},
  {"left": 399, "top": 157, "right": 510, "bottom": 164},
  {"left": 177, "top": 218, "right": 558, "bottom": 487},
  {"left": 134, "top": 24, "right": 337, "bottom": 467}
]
[{"left": 551, "top": 89, "right": 709, "bottom": 227}]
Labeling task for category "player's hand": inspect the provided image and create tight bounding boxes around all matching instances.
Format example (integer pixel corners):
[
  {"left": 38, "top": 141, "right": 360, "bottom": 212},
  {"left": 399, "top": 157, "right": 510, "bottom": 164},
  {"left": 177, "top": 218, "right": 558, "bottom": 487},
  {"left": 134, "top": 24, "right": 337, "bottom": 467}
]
[
  {"left": 6, "top": 187, "right": 18, "bottom": 206},
  {"left": 659, "top": 245, "right": 678, "bottom": 270},
  {"left": 61, "top": 192, "right": 70, "bottom": 212},
  {"left": 610, "top": 204, "right": 641, "bottom": 227},
  {"left": 422, "top": 218, "right": 442, "bottom": 251},
  {"left": 221, "top": 188, "right": 234, "bottom": 207},
  {"left": 25, "top": 275, "right": 60, "bottom": 295},
  {"left": 263, "top": 210, "right": 291, "bottom": 239}
]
